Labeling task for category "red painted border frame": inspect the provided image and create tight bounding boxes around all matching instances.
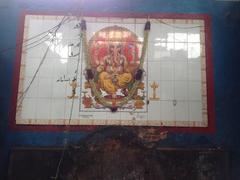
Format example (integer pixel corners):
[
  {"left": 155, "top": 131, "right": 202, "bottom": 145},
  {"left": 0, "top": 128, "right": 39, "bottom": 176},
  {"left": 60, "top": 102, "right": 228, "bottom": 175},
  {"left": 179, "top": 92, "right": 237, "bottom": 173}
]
[{"left": 9, "top": 11, "right": 215, "bottom": 133}]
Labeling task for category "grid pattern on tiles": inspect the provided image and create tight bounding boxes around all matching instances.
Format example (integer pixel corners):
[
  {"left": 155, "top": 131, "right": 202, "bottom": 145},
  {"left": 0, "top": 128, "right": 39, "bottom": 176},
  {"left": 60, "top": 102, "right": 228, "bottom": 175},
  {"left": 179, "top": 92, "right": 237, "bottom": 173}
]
[{"left": 16, "top": 15, "right": 207, "bottom": 127}]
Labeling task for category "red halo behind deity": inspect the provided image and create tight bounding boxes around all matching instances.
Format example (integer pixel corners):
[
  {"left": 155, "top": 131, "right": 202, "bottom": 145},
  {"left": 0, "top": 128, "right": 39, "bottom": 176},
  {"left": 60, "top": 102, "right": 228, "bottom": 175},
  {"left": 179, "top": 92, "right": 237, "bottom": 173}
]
[{"left": 88, "top": 26, "right": 142, "bottom": 72}]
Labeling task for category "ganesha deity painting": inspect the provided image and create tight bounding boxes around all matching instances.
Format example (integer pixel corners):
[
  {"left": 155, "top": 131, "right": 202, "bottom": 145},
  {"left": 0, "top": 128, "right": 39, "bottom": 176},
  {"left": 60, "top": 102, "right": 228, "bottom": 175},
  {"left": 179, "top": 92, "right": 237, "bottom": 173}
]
[
  {"left": 82, "top": 25, "right": 147, "bottom": 111},
  {"left": 97, "top": 43, "right": 133, "bottom": 98}
]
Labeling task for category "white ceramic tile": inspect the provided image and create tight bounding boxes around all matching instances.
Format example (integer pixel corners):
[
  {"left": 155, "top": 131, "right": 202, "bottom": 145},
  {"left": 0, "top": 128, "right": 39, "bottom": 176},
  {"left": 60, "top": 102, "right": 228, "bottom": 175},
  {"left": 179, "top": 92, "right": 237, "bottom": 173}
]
[
  {"left": 174, "top": 22, "right": 197, "bottom": 29},
  {"left": 171, "top": 49, "right": 188, "bottom": 61},
  {"left": 147, "top": 42, "right": 155, "bottom": 61},
  {"left": 160, "top": 100, "right": 174, "bottom": 121},
  {"left": 148, "top": 61, "right": 161, "bottom": 81},
  {"left": 108, "top": 19, "right": 135, "bottom": 29},
  {"left": 147, "top": 101, "right": 161, "bottom": 120},
  {"left": 27, "top": 18, "right": 44, "bottom": 37},
  {"left": 52, "top": 81, "right": 67, "bottom": 98},
  {"left": 66, "top": 21, "right": 80, "bottom": 39},
  {"left": 158, "top": 24, "right": 175, "bottom": 42},
  {"left": 57, "top": 23, "right": 69, "bottom": 40},
  {"left": 21, "top": 98, "right": 37, "bottom": 119},
  {"left": 160, "top": 61, "right": 174, "bottom": 81},
  {"left": 174, "top": 101, "right": 188, "bottom": 121},
  {"left": 189, "top": 101, "right": 202, "bottom": 121},
  {"left": 25, "top": 58, "right": 42, "bottom": 68},
  {"left": 174, "top": 61, "right": 188, "bottom": 81},
  {"left": 188, "top": 33, "right": 200, "bottom": 42},
  {"left": 67, "top": 58, "right": 80, "bottom": 75},
  {"left": 53, "top": 60, "right": 67, "bottom": 78},
  {"left": 174, "top": 81, "right": 188, "bottom": 100},
  {"left": 41, "top": 18, "right": 59, "bottom": 33},
  {"left": 52, "top": 39, "right": 70, "bottom": 59},
  {"left": 25, "top": 57, "right": 54, "bottom": 78},
  {"left": 38, "top": 78, "right": 53, "bottom": 98},
  {"left": 188, "top": 61, "right": 201, "bottom": 81},
  {"left": 50, "top": 98, "right": 65, "bottom": 119},
  {"left": 25, "top": 43, "right": 48, "bottom": 58},
  {"left": 135, "top": 23, "right": 145, "bottom": 40},
  {"left": 188, "top": 82, "right": 202, "bottom": 101},
  {"left": 96, "top": 17, "right": 109, "bottom": 22},
  {"left": 122, "top": 18, "right": 135, "bottom": 24},
  {"left": 188, "top": 56, "right": 201, "bottom": 63},
  {"left": 136, "top": 18, "right": 148, "bottom": 23},
  {"left": 24, "top": 65, "right": 38, "bottom": 77},
  {"left": 174, "top": 42, "right": 187, "bottom": 51},
  {"left": 38, "top": 60, "right": 54, "bottom": 78},
  {"left": 188, "top": 42, "right": 201, "bottom": 59},
  {"left": 188, "top": 28, "right": 200, "bottom": 42},
  {"left": 148, "top": 42, "right": 172, "bottom": 61},
  {"left": 135, "top": 113, "right": 148, "bottom": 121},
  {"left": 165, "top": 42, "right": 175, "bottom": 52},
  {"left": 36, "top": 98, "right": 51, "bottom": 119},
  {"left": 86, "top": 22, "right": 109, "bottom": 40},
  {"left": 93, "top": 112, "right": 107, "bottom": 120},
  {"left": 65, "top": 98, "right": 80, "bottom": 119},
  {"left": 120, "top": 112, "right": 134, "bottom": 121},
  {"left": 148, "top": 23, "right": 162, "bottom": 42},
  {"left": 106, "top": 112, "right": 121, "bottom": 120},
  {"left": 160, "top": 81, "right": 174, "bottom": 100},
  {"left": 174, "top": 32, "right": 187, "bottom": 42},
  {"left": 78, "top": 111, "right": 95, "bottom": 121},
  {"left": 45, "top": 43, "right": 63, "bottom": 59},
  {"left": 23, "top": 77, "right": 39, "bottom": 98}
]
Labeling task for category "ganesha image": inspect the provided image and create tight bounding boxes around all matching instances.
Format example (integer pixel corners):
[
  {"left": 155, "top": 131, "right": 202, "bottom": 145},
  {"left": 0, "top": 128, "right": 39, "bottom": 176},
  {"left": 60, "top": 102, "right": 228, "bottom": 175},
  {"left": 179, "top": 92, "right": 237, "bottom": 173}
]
[
  {"left": 97, "top": 43, "right": 133, "bottom": 98},
  {"left": 83, "top": 25, "right": 145, "bottom": 109}
]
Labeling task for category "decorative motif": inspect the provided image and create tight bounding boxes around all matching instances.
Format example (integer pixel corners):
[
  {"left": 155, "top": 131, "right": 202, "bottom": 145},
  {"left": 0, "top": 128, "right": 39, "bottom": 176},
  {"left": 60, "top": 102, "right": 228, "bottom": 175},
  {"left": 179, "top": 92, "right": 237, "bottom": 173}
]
[
  {"left": 67, "top": 78, "right": 79, "bottom": 99},
  {"left": 134, "top": 95, "right": 145, "bottom": 109},
  {"left": 82, "top": 91, "right": 93, "bottom": 108},
  {"left": 149, "top": 81, "right": 160, "bottom": 101},
  {"left": 81, "top": 20, "right": 150, "bottom": 111}
]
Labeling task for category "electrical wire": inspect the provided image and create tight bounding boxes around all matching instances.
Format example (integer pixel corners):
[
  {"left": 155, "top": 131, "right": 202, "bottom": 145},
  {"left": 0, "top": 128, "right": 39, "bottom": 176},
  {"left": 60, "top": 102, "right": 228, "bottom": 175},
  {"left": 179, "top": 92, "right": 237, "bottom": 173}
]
[
  {"left": 16, "top": 16, "right": 67, "bottom": 112},
  {"left": 51, "top": 21, "right": 83, "bottom": 180},
  {"left": 22, "top": 36, "right": 52, "bottom": 51},
  {"left": 0, "top": 16, "right": 71, "bottom": 54},
  {"left": 23, "top": 33, "right": 51, "bottom": 48},
  {"left": 0, "top": 16, "right": 202, "bottom": 55}
]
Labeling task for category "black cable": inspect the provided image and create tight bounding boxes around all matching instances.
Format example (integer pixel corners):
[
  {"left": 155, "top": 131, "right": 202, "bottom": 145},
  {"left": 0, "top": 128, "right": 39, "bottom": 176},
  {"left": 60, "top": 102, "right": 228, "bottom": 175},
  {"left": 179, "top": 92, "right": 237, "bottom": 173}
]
[
  {"left": 52, "top": 21, "right": 83, "bottom": 180},
  {"left": 68, "top": 34, "right": 83, "bottom": 124},
  {"left": 16, "top": 16, "right": 67, "bottom": 112},
  {"left": 23, "top": 36, "right": 52, "bottom": 51},
  {"left": 23, "top": 33, "right": 50, "bottom": 48},
  {"left": 16, "top": 37, "right": 54, "bottom": 111},
  {"left": 22, "top": 21, "right": 65, "bottom": 43},
  {"left": 0, "top": 17, "right": 71, "bottom": 54}
]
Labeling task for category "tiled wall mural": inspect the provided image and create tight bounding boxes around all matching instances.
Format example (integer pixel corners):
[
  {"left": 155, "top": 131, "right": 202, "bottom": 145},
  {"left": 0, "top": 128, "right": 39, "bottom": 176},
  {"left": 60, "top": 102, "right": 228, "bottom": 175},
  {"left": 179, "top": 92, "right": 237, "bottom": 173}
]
[{"left": 14, "top": 14, "right": 211, "bottom": 128}]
